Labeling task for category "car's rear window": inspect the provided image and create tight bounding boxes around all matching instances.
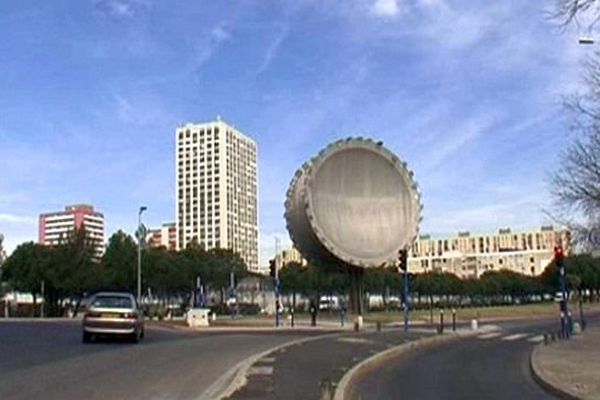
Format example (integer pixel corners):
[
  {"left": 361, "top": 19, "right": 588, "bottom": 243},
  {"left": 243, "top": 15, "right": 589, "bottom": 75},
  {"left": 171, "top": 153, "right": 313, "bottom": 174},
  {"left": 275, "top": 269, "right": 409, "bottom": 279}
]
[{"left": 92, "top": 296, "right": 133, "bottom": 309}]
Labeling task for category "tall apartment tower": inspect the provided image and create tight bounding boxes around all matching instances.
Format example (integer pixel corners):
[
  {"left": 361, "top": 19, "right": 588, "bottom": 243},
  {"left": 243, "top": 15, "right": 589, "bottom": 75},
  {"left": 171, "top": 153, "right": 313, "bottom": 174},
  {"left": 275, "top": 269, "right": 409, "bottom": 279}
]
[
  {"left": 176, "top": 120, "right": 259, "bottom": 272},
  {"left": 38, "top": 204, "right": 105, "bottom": 256}
]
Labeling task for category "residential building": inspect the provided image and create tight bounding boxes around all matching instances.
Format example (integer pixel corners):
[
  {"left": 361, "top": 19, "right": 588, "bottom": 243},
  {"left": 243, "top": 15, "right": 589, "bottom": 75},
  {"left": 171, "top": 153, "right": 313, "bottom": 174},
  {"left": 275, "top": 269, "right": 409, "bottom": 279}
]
[
  {"left": 279, "top": 246, "right": 308, "bottom": 267},
  {"left": 408, "top": 226, "right": 571, "bottom": 278},
  {"left": 38, "top": 204, "right": 105, "bottom": 256},
  {"left": 147, "top": 222, "right": 177, "bottom": 251},
  {"left": 176, "top": 119, "right": 259, "bottom": 272}
]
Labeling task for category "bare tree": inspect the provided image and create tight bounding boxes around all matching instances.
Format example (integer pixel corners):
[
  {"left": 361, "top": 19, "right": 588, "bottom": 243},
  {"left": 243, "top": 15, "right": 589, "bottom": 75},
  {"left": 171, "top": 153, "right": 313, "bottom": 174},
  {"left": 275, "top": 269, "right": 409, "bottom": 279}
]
[
  {"left": 551, "top": 55, "right": 600, "bottom": 249},
  {"left": 0, "top": 234, "right": 6, "bottom": 267},
  {"left": 552, "top": 0, "right": 600, "bottom": 30}
]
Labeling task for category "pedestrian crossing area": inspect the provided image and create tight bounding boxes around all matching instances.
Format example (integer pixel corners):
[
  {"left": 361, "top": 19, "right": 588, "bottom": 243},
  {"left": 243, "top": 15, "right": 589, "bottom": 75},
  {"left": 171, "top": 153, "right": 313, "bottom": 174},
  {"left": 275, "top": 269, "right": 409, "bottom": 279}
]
[{"left": 476, "top": 330, "right": 545, "bottom": 343}]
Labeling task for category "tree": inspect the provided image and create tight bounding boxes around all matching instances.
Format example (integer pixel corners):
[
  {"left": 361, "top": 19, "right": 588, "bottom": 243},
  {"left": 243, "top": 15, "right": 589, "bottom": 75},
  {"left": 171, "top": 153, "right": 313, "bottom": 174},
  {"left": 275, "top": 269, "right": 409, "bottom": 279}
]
[
  {"left": 43, "top": 226, "right": 99, "bottom": 316},
  {"left": 1, "top": 242, "right": 48, "bottom": 316},
  {"left": 279, "top": 261, "right": 305, "bottom": 312},
  {"left": 102, "top": 230, "right": 137, "bottom": 291}
]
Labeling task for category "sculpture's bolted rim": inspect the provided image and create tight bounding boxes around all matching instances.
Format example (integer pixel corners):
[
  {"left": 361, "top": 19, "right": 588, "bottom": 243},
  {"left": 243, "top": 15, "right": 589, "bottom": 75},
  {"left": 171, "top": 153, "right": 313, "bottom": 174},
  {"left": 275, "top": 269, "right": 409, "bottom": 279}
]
[{"left": 284, "top": 137, "right": 423, "bottom": 269}]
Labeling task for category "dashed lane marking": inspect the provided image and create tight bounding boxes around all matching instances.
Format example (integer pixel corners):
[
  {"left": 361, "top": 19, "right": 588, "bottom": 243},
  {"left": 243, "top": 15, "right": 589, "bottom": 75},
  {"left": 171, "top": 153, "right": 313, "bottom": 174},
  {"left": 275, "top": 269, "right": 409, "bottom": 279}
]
[
  {"left": 336, "top": 337, "right": 375, "bottom": 344},
  {"left": 527, "top": 334, "right": 544, "bottom": 343},
  {"left": 477, "top": 332, "right": 503, "bottom": 339},
  {"left": 248, "top": 366, "right": 274, "bottom": 376},
  {"left": 501, "top": 333, "right": 529, "bottom": 341}
]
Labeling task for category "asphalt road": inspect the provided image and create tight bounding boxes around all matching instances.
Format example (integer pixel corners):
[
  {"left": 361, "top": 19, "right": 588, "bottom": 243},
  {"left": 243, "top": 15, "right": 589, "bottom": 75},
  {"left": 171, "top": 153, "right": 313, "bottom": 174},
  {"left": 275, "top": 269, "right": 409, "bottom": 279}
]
[
  {"left": 350, "top": 318, "right": 591, "bottom": 400},
  {"left": 0, "top": 320, "right": 313, "bottom": 400},
  {"left": 230, "top": 329, "right": 433, "bottom": 400}
]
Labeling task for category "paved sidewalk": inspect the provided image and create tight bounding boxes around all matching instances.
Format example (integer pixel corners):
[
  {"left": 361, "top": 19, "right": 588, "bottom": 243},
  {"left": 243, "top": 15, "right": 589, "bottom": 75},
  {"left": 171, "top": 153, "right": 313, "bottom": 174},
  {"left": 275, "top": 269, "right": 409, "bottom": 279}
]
[{"left": 532, "top": 327, "right": 600, "bottom": 400}]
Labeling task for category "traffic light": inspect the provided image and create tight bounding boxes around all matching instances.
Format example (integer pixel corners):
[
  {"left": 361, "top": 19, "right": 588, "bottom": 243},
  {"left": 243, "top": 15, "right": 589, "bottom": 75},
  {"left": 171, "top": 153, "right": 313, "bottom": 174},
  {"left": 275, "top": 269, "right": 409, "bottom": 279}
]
[
  {"left": 398, "top": 249, "right": 408, "bottom": 272},
  {"left": 269, "top": 262, "right": 276, "bottom": 278},
  {"left": 554, "top": 245, "right": 564, "bottom": 267}
]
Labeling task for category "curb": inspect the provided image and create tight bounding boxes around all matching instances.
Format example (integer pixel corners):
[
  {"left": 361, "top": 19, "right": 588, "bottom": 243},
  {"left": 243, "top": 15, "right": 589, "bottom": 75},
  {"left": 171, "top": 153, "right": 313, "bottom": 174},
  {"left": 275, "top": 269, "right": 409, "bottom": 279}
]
[
  {"left": 198, "top": 331, "right": 346, "bottom": 400},
  {"left": 529, "top": 344, "right": 582, "bottom": 400},
  {"left": 333, "top": 328, "right": 492, "bottom": 400}
]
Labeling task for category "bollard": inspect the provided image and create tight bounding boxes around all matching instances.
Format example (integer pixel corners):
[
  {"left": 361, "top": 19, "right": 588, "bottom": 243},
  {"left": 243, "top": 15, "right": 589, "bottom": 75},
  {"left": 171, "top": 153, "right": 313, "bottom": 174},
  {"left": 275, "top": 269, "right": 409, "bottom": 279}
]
[
  {"left": 452, "top": 309, "right": 456, "bottom": 332},
  {"left": 376, "top": 321, "right": 382, "bottom": 332},
  {"left": 320, "top": 379, "right": 334, "bottom": 400},
  {"left": 439, "top": 309, "right": 445, "bottom": 334},
  {"left": 544, "top": 333, "right": 549, "bottom": 345},
  {"left": 471, "top": 319, "right": 478, "bottom": 331}
]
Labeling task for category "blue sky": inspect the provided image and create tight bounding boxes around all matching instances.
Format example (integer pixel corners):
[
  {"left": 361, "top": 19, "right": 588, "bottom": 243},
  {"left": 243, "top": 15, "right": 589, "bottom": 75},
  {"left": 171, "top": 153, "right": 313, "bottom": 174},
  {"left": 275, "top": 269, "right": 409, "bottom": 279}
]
[{"left": 0, "top": 0, "right": 589, "bottom": 265}]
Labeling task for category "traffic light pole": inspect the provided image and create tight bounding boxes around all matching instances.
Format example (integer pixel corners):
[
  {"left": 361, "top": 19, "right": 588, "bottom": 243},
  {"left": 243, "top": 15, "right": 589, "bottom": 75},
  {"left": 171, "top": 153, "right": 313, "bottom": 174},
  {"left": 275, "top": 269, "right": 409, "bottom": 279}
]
[
  {"left": 403, "top": 266, "right": 409, "bottom": 333},
  {"left": 399, "top": 249, "right": 409, "bottom": 333},
  {"left": 274, "top": 268, "right": 280, "bottom": 327},
  {"left": 556, "top": 246, "right": 570, "bottom": 339}
]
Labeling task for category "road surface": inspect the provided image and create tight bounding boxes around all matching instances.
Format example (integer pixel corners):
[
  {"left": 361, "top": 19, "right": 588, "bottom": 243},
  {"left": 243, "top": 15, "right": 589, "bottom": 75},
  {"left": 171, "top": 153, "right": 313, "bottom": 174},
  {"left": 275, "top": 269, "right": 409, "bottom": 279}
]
[
  {"left": 0, "top": 319, "right": 312, "bottom": 400},
  {"left": 349, "top": 318, "right": 592, "bottom": 400}
]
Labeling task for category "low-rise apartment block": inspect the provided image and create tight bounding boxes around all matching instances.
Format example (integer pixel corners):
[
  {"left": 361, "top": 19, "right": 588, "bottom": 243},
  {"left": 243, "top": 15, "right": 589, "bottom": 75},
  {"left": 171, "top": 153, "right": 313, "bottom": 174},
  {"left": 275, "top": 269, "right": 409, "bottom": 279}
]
[{"left": 408, "top": 226, "right": 571, "bottom": 278}]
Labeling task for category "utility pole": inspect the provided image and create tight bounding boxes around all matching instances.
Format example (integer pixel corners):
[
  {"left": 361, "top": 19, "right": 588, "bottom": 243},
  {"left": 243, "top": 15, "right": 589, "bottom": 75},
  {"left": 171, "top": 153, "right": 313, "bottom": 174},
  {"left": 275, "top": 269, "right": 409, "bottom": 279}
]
[
  {"left": 40, "top": 280, "right": 45, "bottom": 318},
  {"left": 137, "top": 206, "right": 147, "bottom": 304}
]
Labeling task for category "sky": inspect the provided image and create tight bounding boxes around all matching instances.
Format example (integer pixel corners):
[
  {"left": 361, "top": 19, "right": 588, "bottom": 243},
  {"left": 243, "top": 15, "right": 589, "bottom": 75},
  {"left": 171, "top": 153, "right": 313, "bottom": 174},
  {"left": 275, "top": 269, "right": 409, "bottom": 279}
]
[{"left": 0, "top": 0, "right": 591, "bottom": 266}]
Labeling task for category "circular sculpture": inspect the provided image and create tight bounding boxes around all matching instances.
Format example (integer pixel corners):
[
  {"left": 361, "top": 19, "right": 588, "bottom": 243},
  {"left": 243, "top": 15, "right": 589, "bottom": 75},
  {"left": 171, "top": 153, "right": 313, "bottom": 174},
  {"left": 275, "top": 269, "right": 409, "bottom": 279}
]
[{"left": 285, "top": 138, "right": 422, "bottom": 269}]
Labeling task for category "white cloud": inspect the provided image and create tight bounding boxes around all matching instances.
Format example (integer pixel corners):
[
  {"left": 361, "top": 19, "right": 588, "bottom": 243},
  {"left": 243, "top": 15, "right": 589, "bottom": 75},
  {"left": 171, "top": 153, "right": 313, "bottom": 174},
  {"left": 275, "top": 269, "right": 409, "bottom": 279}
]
[
  {"left": 211, "top": 26, "right": 231, "bottom": 42},
  {"left": 94, "top": 0, "right": 147, "bottom": 18},
  {"left": 0, "top": 213, "right": 36, "bottom": 225},
  {"left": 371, "top": 0, "right": 402, "bottom": 18}
]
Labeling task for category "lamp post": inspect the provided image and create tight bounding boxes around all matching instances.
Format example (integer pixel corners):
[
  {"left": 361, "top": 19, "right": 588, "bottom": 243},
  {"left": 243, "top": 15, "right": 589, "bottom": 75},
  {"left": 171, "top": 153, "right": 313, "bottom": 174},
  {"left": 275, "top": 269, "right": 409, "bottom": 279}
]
[{"left": 137, "top": 206, "right": 147, "bottom": 303}]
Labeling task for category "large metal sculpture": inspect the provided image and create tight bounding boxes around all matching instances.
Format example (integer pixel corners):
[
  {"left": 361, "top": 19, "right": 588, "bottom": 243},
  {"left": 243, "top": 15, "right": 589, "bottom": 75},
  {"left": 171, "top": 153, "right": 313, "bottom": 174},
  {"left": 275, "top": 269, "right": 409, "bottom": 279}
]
[{"left": 285, "top": 138, "right": 422, "bottom": 314}]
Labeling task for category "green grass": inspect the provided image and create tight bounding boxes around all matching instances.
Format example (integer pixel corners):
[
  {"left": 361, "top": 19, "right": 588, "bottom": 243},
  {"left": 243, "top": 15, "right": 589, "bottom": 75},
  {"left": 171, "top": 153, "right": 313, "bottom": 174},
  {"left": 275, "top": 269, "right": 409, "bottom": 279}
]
[{"left": 362, "top": 302, "right": 600, "bottom": 324}]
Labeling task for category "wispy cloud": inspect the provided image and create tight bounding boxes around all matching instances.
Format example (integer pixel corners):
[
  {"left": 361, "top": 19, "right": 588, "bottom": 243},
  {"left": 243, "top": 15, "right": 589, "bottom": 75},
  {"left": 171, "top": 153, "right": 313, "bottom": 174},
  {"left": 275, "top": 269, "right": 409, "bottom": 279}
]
[
  {"left": 257, "top": 24, "right": 289, "bottom": 75},
  {"left": 420, "top": 113, "right": 498, "bottom": 173},
  {"left": 423, "top": 193, "right": 552, "bottom": 238},
  {"left": 194, "top": 24, "right": 233, "bottom": 69}
]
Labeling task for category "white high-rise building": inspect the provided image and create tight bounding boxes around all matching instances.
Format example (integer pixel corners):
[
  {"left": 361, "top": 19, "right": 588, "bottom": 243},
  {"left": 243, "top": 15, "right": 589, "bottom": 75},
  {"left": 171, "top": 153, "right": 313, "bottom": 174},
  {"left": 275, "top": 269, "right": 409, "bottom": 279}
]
[{"left": 176, "top": 119, "right": 259, "bottom": 272}]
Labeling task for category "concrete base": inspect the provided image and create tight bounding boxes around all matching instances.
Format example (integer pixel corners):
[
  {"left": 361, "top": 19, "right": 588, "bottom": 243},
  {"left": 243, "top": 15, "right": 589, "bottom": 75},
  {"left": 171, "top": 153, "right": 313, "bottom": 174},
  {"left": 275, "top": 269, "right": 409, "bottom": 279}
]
[
  {"left": 186, "top": 308, "right": 210, "bottom": 327},
  {"left": 471, "top": 319, "right": 479, "bottom": 330}
]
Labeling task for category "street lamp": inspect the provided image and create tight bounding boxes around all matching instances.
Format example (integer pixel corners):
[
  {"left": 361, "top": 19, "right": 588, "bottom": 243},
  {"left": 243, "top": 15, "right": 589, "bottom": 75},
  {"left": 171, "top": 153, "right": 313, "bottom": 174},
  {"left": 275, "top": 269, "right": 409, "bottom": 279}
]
[{"left": 137, "top": 206, "right": 147, "bottom": 303}]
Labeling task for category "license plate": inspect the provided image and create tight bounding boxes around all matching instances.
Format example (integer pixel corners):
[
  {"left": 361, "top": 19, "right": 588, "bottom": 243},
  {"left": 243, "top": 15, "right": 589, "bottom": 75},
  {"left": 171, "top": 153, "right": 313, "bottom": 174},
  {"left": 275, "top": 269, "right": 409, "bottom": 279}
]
[{"left": 102, "top": 313, "right": 119, "bottom": 318}]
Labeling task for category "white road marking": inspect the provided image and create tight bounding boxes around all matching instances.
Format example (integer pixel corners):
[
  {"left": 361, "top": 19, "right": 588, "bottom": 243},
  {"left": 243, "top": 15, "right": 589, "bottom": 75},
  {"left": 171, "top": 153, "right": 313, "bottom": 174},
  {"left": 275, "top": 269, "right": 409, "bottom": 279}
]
[
  {"left": 337, "top": 337, "right": 374, "bottom": 344},
  {"left": 248, "top": 366, "right": 274, "bottom": 376},
  {"left": 260, "top": 357, "right": 275, "bottom": 363},
  {"left": 527, "top": 335, "right": 544, "bottom": 343},
  {"left": 477, "top": 332, "right": 503, "bottom": 339},
  {"left": 501, "top": 333, "right": 529, "bottom": 341}
]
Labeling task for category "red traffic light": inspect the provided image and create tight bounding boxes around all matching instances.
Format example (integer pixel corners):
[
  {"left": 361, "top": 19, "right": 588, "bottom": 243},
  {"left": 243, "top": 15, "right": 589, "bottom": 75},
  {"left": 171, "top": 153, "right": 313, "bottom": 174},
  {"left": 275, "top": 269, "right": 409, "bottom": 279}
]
[{"left": 554, "top": 246, "right": 564, "bottom": 262}]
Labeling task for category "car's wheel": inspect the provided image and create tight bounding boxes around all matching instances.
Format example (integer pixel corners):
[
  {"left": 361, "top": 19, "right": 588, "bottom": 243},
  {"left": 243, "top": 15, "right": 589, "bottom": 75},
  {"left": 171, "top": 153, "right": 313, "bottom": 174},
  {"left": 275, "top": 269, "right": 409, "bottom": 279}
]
[{"left": 82, "top": 331, "right": 92, "bottom": 343}]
